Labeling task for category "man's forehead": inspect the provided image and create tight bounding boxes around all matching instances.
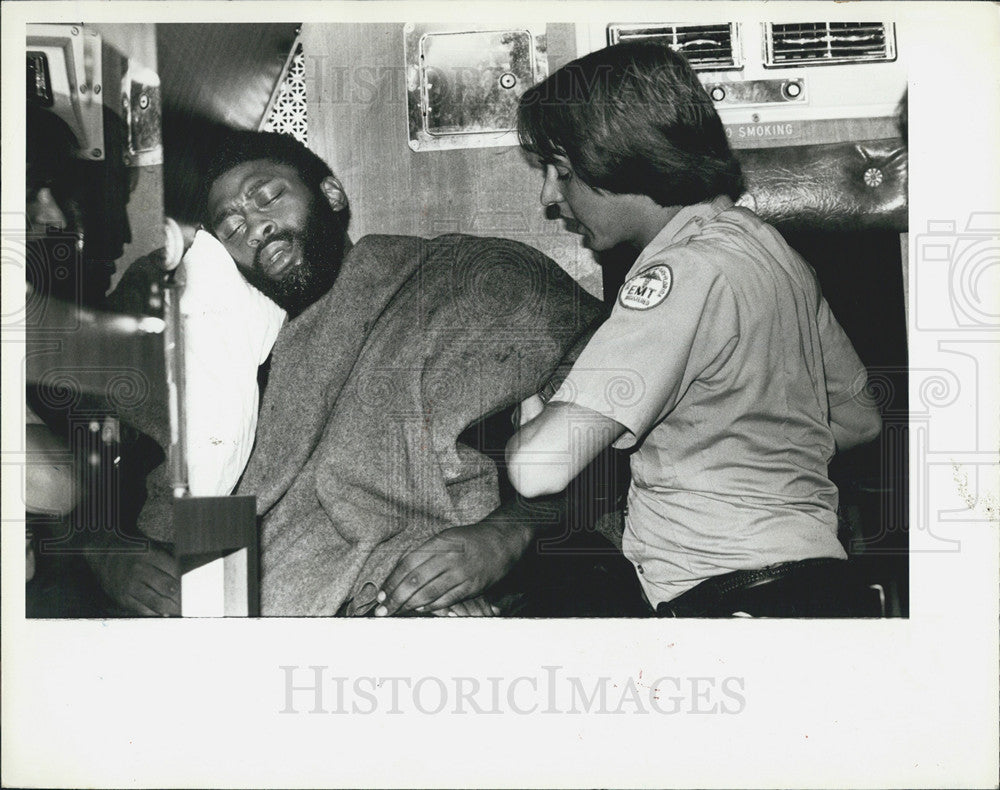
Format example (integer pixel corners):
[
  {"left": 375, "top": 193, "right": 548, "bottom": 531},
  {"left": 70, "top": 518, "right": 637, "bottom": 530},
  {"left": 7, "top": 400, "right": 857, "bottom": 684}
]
[{"left": 208, "top": 159, "right": 301, "bottom": 203}]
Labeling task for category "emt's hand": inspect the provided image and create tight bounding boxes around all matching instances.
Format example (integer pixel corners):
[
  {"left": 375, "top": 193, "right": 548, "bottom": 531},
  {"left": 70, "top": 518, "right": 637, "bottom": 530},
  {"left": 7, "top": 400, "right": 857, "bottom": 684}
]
[
  {"left": 91, "top": 544, "right": 180, "bottom": 616},
  {"left": 375, "top": 521, "right": 527, "bottom": 616},
  {"left": 515, "top": 394, "right": 546, "bottom": 427}
]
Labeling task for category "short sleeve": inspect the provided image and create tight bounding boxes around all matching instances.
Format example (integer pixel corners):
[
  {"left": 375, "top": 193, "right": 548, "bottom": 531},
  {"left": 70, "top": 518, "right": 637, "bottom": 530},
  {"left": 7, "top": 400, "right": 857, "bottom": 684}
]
[{"left": 549, "top": 254, "right": 740, "bottom": 448}]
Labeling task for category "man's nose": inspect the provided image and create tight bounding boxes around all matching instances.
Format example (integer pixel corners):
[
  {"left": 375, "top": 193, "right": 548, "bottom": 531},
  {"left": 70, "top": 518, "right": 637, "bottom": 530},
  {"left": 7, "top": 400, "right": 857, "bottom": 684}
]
[
  {"left": 29, "top": 187, "right": 67, "bottom": 230},
  {"left": 246, "top": 216, "right": 276, "bottom": 248},
  {"left": 540, "top": 166, "right": 563, "bottom": 208}
]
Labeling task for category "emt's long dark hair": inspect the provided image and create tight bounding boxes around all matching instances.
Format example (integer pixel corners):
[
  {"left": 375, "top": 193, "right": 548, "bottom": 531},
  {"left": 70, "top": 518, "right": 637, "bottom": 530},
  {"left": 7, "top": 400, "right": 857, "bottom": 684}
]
[{"left": 518, "top": 41, "right": 744, "bottom": 207}]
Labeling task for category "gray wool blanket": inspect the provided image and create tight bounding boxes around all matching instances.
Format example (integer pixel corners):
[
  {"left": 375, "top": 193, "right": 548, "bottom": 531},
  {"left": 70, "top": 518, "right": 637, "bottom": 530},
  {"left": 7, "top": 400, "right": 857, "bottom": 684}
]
[{"left": 231, "top": 234, "right": 601, "bottom": 615}]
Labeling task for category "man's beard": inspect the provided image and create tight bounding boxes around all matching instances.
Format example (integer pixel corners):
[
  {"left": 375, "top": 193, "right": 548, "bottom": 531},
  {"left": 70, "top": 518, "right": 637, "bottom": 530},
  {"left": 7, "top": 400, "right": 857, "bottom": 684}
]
[{"left": 241, "top": 196, "right": 347, "bottom": 318}]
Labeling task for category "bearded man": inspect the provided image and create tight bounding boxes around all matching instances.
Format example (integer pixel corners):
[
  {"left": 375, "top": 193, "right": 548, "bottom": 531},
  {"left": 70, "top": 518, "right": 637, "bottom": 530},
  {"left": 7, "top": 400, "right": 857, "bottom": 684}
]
[{"left": 97, "top": 131, "right": 622, "bottom": 617}]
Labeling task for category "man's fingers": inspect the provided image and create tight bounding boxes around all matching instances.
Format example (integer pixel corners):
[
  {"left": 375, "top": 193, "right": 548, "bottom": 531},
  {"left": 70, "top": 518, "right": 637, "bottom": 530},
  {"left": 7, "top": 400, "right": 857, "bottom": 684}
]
[
  {"left": 434, "top": 596, "right": 497, "bottom": 617},
  {"left": 98, "top": 550, "right": 179, "bottom": 615},
  {"left": 137, "top": 564, "right": 179, "bottom": 597},
  {"left": 395, "top": 572, "right": 463, "bottom": 615},
  {"left": 419, "top": 583, "right": 476, "bottom": 615},
  {"left": 129, "top": 555, "right": 180, "bottom": 608},
  {"left": 133, "top": 549, "right": 181, "bottom": 615},
  {"left": 470, "top": 596, "right": 497, "bottom": 617},
  {"left": 458, "top": 595, "right": 495, "bottom": 616},
  {"left": 133, "top": 579, "right": 180, "bottom": 616},
  {"left": 125, "top": 597, "right": 162, "bottom": 617},
  {"left": 380, "top": 551, "right": 437, "bottom": 602},
  {"left": 144, "top": 548, "right": 180, "bottom": 580},
  {"left": 381, "top": 569, "right": 463, "bottom": 616},
  {"left": 379, "top": 561, "right": 450, "bottom": 615},
  {"left": 126, "top": 586, "right": 176, "bottom": 616},
  {"left": 379, "top": 533, "right": 465, "bottom": 614}
]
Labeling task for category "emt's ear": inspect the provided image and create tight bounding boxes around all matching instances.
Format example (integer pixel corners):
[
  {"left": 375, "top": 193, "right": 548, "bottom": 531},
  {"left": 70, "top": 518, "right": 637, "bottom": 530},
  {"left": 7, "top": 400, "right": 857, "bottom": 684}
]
[{"left": 319, "top": 176, "right": 348, "bottom": 212}]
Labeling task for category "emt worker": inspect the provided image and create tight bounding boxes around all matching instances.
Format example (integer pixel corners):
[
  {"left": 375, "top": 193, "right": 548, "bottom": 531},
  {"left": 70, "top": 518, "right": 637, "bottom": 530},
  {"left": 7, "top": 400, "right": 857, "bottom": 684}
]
[{"left": 506, "top": 42, "right": 883, "bottom": 617}]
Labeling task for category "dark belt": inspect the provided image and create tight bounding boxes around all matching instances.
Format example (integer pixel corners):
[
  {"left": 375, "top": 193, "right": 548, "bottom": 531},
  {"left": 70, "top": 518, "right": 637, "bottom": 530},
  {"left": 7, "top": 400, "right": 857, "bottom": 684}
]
[{"left": 656, "top": 557, "right": 885, "bottom": 618}]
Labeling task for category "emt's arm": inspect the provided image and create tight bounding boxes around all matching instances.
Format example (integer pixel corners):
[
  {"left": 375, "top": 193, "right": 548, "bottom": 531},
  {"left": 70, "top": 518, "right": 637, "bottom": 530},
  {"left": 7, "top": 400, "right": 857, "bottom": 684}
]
[
  {"left": 816, "top": 296, "right": 882, "bottom": 452},
  {"left": 505, "top": 402, "right": 626, "bottom": 499},
  {"left": 829, "top": 387, "right": 882, "bottom": 452}
]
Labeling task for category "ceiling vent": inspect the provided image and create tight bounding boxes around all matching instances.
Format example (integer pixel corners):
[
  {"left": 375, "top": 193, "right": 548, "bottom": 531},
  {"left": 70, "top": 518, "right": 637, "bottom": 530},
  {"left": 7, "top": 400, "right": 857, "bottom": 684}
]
[
  {"left": 608, "top": 23, "right": 741, "bottom": 70},
  {"left": 765, "top": 22, "right": 896, "bottom": 67}
]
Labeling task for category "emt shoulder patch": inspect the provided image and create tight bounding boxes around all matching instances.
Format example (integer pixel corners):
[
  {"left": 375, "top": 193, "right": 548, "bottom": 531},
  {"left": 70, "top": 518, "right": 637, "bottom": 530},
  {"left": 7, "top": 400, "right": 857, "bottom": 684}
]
[{"left": 618, "top": 264, "right": 673, "bottom": 310}]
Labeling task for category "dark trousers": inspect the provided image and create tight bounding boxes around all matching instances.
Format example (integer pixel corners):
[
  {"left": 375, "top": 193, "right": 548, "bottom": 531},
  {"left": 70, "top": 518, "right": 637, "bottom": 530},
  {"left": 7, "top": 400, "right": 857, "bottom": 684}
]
[{"left": 657, "top": 558, "right": 885, "bottom": 618}]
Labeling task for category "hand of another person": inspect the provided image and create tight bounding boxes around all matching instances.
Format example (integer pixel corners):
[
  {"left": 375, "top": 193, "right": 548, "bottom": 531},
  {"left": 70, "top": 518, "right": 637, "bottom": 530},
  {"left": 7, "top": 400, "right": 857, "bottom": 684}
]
[
  {"left": 25, "top": 423, "right": 79, "bottom": 516},
  {"left": 91, "top": 543, "right": 180, "bottom": 616},
  {"left": 375, "top": 521, "right": 529, "bottom": 617}
]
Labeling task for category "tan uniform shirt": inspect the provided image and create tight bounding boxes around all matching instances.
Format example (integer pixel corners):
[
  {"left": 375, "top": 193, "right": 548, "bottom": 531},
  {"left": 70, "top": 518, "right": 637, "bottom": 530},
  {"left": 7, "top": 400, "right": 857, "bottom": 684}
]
[{"left": 550, "top": 196, "right": 867, "bottom": 605}]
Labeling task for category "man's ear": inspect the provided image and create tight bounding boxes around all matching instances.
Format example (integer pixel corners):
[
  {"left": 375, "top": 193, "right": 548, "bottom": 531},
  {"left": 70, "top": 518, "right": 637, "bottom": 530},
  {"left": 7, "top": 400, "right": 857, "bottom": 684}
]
[{"left": 319, "top": 176, "right": 348, "bottom": 212}]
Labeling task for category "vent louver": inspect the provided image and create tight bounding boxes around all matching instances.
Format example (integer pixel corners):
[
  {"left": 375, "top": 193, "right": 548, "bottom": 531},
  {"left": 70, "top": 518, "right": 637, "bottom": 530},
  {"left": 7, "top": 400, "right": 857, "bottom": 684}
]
[
  {"left": 608, "top": 23, "right": 741, "bottom": 70},
  {"left": 765, "top": 22, "right": 896, "bottom": 66}
]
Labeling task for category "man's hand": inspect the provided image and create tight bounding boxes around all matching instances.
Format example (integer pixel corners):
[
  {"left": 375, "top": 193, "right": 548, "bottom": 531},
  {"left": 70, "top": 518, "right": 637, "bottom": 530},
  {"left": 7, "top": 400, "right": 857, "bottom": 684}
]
[
  {"left": 431, "top": 595, "right": 500, "bottom": 617},
  {"left": 375, "top": 520, "right": 531, "bottom": 617},
  {"left": 90, "top": 544, "right": 180, "bottom": 616}
]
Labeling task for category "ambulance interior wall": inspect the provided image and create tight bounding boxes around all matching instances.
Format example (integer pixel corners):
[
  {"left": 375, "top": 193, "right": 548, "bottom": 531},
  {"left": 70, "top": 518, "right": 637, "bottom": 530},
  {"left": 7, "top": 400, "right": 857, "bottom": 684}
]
[{"left": 302, "top": 22, "right": 605, "bottom": 299}]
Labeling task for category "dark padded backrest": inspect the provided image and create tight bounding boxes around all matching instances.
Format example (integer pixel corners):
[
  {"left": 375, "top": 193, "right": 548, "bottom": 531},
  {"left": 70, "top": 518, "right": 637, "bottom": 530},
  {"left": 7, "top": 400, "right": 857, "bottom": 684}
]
[{"left": 738, "top": 138, "right": 907, "bottom": 234}]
